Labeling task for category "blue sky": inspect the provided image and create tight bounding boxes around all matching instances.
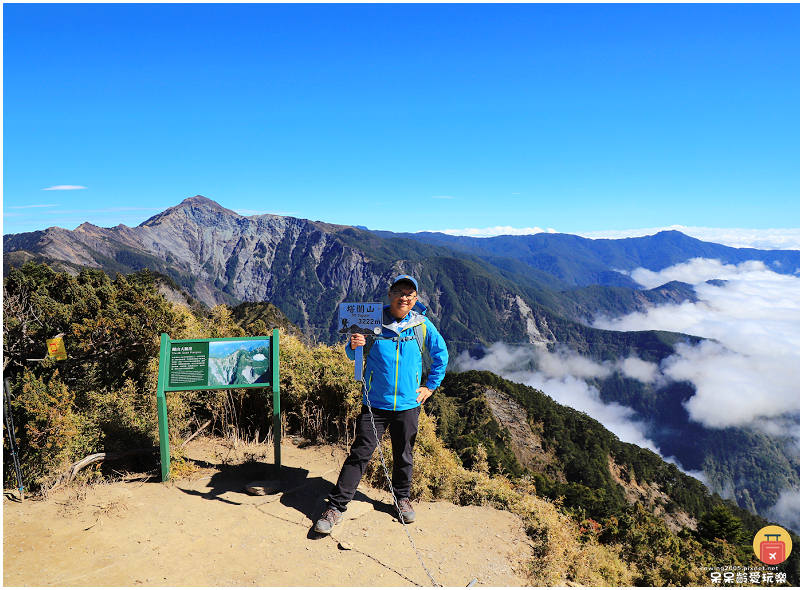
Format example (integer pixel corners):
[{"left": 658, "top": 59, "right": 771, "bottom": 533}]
[{"left": 4, "top": 3, "right": 799, "bottom": 243}]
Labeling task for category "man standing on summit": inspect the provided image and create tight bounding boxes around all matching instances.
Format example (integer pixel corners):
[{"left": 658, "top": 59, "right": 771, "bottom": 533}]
[{"left": 315, "top": 275, "right": 449, "bottom": 534}]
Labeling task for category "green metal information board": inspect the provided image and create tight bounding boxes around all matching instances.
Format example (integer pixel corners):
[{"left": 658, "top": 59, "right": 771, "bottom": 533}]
[{"left": 156, "top": 329, "right": 280, "bottom": 481}]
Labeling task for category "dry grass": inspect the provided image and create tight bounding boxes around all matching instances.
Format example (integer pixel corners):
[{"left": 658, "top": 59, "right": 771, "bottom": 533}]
[
  {"left": 169, "top": 457, "right": 202, "bottom": 480},
  {"left": 85, "top": 498, "right": 129, "bottom": 531}
]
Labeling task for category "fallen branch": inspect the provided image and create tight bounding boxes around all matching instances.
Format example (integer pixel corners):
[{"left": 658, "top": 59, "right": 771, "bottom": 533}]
[
  {"left": 52, "top": 448, "right": 159, "bottom": 490},
  {"left": 181, "top": 419, "right": 212, "bottom": 449}
]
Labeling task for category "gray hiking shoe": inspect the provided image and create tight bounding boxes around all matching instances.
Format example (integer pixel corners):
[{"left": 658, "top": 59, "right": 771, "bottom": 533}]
[
  {"left": 396, "top": 498, "right": 416, "bottom": 523},
  {"left": 315, "top": 507, "right": 343, "bottom": 534}
]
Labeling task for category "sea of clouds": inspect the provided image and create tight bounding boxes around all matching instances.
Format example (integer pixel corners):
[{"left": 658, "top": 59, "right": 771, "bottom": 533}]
[
  {"left": 598, "top": 260, "right": 800, "bottom": 429},
  {"left": 453, "top": 257, "right": 800, "bottom": 529}
]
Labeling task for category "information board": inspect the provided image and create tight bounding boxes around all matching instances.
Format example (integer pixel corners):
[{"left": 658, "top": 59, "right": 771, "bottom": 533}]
[
  {"left": 157, "top": 331, "right": 280, "bottom": 482},
  {"left": 165, "top": 338, "right": 272, "bottom": 390}
]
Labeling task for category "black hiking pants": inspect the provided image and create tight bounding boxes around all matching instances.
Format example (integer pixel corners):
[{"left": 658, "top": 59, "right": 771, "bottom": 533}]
[{"left": 327, "top": 404, "right": 421, "bottom": 512}]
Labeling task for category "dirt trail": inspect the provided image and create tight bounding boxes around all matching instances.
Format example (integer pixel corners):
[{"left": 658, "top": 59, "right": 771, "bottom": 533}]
[{"left": 3, "top": 438, "right": 534, "bottom": 587}]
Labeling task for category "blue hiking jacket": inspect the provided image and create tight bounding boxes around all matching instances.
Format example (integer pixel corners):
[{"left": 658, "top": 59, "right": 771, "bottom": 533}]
[{"left": 346, "top": 302, "right": 449, "bottom": 411}]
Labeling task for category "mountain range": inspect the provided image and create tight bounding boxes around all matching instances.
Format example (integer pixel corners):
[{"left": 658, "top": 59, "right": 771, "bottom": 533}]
[{"left": 4, "top": 195, "right": 799, "bottom": 525}]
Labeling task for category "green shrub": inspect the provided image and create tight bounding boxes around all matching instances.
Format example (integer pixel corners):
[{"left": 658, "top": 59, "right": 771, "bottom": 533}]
[{"left": 12, "top": 369, "right": 99, "bottom": 489}]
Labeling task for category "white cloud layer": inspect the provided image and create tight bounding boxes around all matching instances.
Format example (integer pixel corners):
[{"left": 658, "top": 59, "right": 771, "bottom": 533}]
[
  {"left": 622, "top": 258, "right": 783, "bottom": 289},
  {"left": 594, "top": 259, "right": 800, "bottom": 430},
  {"left": 432, "top": 226, "right": 558, "bottom": 237},
  {"left": 42, "top": 185, "right": 88, "bottom": 190},
  {"left": 579, "top": 226, "right": 800, "bottom": 251},
  {"left": 453, "top": 257, "right": 800, "bottom": 492}
]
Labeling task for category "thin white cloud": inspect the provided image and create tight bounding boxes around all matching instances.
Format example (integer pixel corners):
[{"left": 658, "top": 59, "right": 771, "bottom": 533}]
[
  {"left": 8, "top": 204, "right": 60, "bottom": 209},
  {"left": 42, "top": 185, "right": 87, "bottom": 191},
  {"left": 3, "top": 206, "right": 168, "bottom": 235},
  {"left": 49, "top": 207, "right": 163, "bottom": 214},
  {"left": 417, "top": 224, "right": 799, "bottom": 248},
  {"left": 618, "top": 356, "right": 666, "bottom": 387},
  {"left": 431, "top": 196, "right": 455, "bottom": 199},
  {"left": 767, "top": 488, "right": 800, "bottom": 533},
  {"left": 432, "top": 226, "right": 559, "bottom": 237},
  {"left": 578, "top": 226, "right": 800, "bottom": 251}
]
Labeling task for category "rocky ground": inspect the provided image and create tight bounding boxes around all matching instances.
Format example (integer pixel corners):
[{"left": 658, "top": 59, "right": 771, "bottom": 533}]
[{"left": 3, "top": 437, "right": 535, "bottom": 587}]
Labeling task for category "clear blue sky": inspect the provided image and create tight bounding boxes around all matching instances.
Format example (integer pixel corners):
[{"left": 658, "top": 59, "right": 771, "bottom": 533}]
[{"left": 4, "top": 3, "right": 799, "bottom": 237}]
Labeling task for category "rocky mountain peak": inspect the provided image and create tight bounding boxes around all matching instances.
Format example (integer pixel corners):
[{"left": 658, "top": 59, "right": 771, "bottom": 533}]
[
  {"left": 75, "top": 222, "right": 102, "bottom": 232},
  {"left": 139, "top": 195, "right": 241, "bottom": 228},
  {"left": 179, "top": 195, "right": 232, "bottom": 211}
]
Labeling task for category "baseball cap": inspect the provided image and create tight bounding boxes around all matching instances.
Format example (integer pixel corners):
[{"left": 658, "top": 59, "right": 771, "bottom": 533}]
[{"left": 390, "top": 274, "right": 418, "bottom": 292}]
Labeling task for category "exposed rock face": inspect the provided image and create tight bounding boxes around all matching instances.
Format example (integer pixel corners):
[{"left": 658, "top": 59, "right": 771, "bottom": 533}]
[
  {"left": 607, "top": 456, "right": 697, "bottom": 533},
  {"left": 512, "top": 295, "right": 555, "bottom": 348},
  {"left": 484, "top": 388, "right": 552, "bottom": 469},
  {"left": 4, "top": 196, "right": 378, "bottom": 306},
  {"left": 483, "top": 387, "right": 564, "bottom": 482}
]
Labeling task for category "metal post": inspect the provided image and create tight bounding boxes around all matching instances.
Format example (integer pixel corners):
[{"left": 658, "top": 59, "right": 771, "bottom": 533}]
[
  {"left": 271, "top": 328, "right": 281, "bottom": 474},
  {"left": 156, "top": 334, "right": 171, "bottom": 482},
  {"left": 354, "top": 345, "right": 364, "bottom": 382}
]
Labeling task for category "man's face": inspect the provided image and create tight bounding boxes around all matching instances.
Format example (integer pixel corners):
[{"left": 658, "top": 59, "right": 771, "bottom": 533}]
[{"left": 388, "top": 284, "right": 417, "bottom": 319}]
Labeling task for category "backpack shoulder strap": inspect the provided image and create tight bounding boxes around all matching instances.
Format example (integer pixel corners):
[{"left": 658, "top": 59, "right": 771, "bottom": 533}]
[
  {"left": 363, "top": 321, "right": 427, "bottom": 358},
  {"left": 413, "top": 321, "right": 427, "bottom": 355}
]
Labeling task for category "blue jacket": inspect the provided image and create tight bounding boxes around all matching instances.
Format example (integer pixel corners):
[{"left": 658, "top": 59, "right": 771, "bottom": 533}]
[{"left": 346, "top": 302, "right": 449, "bottom": 411}]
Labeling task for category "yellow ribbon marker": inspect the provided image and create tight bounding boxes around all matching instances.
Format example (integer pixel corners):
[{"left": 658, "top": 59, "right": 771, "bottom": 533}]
[{"left": 46, "top": 337, "right": 67, "bottom": 360}]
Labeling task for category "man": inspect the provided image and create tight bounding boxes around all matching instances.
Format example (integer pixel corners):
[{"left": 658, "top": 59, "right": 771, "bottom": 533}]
[{"left": 315, "top": 274, "right": 449, "bottom": 534}]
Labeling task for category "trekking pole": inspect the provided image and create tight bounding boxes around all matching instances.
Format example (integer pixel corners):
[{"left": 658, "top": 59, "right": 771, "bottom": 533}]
[{"left": 3, "top": 378, "right": 25, "bottom": 501}]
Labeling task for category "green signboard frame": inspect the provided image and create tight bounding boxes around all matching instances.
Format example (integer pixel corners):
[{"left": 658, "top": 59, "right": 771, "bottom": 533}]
[{"left": 156, "top": 329, "right": 281, "bottom": 481}]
